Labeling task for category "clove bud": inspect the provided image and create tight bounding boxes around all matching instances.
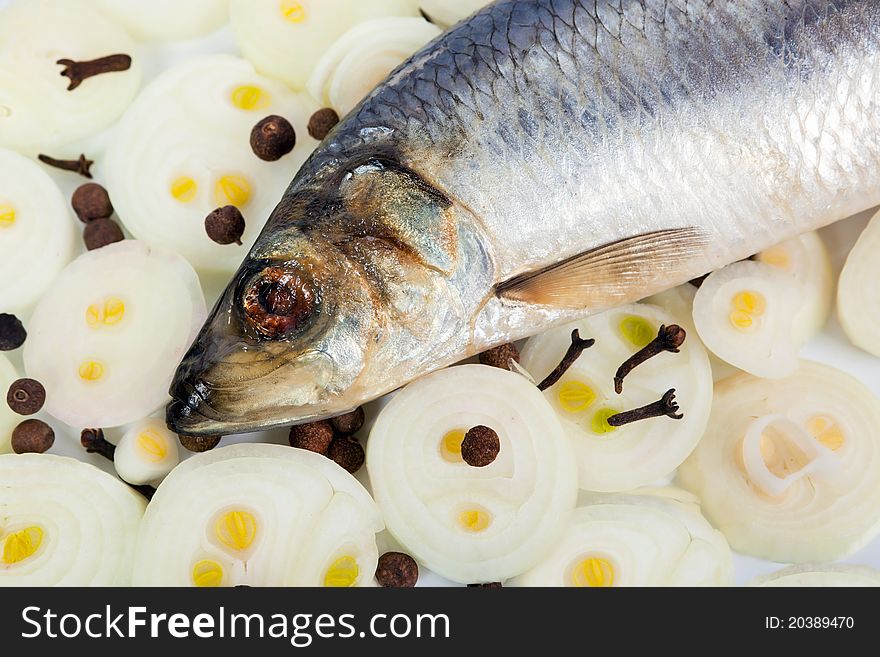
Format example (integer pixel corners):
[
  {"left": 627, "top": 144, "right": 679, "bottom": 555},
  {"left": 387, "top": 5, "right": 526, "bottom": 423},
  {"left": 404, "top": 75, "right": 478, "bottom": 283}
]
[
  {"left": 607, "top": 389, "right": 684, "bottom": 427},
  {"left": 57, "top": 54, "right": 132, "bottom": 91},
  {"left": 537, "top": 329, "right": 595, "bottom": 391},
  {"left": 614, "top": 324, "right": 686, "bottom": 394}
]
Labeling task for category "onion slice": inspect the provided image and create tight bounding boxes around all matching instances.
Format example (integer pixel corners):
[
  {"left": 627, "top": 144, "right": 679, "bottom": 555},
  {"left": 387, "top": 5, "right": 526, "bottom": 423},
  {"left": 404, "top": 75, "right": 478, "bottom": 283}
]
[
  {"left": 0, "top": 148, "right": 74, "bottom": 315},
  {"left": 23, "top": 241, "right": 206, "bottom": 428},
  {"left": 0, "top": 0, "right": 140, "bottom": 154},
  {"left": 133, "top": 444, "right": 383, "bottom": 587},
  {"left": 366, "top": 364, "right": 578, "bottom": 584},
  {"left": 749, "top": 563, "right": 880, "bottom": 587},
  {"left": 678, "top": 360, "right": 880, "bottom": 562},
  {"left": 308, "top": 17, "right": 441, "bottom": 116},
  {"left": 520, "top": 303, "right": 713, "bottom": 492},
  {"left": 839, "top": 209, "right": 880, "bottom": 357},
  {"left": 105, "top": 55, "right": 318, "bottom": 274},
  {"left": 89, "top": 0, "right": 228, "bottom": 42},
  {"left": 0, "top": 454, "right": 145, "bottom": 586},
  {"left": 509, "top": 488, "right": 733, "bottom": 587}
]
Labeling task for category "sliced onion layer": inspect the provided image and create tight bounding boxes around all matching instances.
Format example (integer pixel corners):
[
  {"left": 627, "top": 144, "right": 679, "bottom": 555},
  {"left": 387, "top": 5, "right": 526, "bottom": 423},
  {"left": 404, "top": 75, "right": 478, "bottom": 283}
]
[
  {"left": 133, "top": 444, "right": 383, "bottom": 587},
  {"left": 114, "top": 418, "right": 180, "bottom": 486},
  {"left": 231, "top": 0, "right": 420, "bottom": 91},
  {"left": 0, "top": 0, "right": 140, "bottom": 155},
  {"left": 0, "top": 148, "right": 74, "bottom": 315},
  {"left": 23, "top": 240, "right": 206, "bottom": 428},
  {"left": 366, "top": 364, "right": 578, "bottom": 584},
  {"left": 646, "top": 284, "right": 740, "bottom": 381},
  {"left": 105, "top": 55, "right": 318, "bottom": 273},
  {"left": 693, "top": 260, "right": 798, "bottom": 378},
  {"left": 420, "top": 0, "right": 491, "bottom": 27},
  {"left": 509, "top": 488, "right": 732, "bottom": 587},
  {"left": 749, "top": 563, "right": 880, "bottom": 587},
  {"left": 0, "top": 454, "right": 146, "bottom": 586},
  {"left": 0, "top": 354, "right": 20, "bottom": 454},
  {"left": 520, "top": 303, "right": 713, "bottom": 492},
  {"left": 755, "top": 231, "right": 832, "bottom": 345},
  {"left": 308, "top": 18, "right": 441, "bottom": 116},
  {"left": 678, "top": 360, "right": 880, "bottom": 562},
  {"left": 839, "top": 209, "right": 880, "bottom": 356},
  {"left": 89, "top": 0, "right": 229, "bottom": 42}
]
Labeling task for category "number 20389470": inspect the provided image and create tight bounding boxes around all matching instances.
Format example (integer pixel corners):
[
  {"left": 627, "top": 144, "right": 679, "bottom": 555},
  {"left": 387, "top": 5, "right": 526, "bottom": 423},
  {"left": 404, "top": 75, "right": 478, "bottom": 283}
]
[{"left": 765, "top": 617, "right": 854, "bottom": 630}]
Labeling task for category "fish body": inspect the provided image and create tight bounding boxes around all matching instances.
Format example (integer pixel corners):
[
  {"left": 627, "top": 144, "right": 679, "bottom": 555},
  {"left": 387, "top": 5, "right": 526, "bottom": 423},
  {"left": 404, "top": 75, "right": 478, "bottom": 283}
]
[{"left": 168, "top": 0, "right": 880, "bottom": 436}]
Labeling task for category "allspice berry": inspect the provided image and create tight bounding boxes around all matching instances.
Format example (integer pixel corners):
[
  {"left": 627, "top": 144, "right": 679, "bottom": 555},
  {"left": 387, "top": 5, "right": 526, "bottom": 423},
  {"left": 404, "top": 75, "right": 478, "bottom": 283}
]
[
  {"left": 250, "top": 115, "right": 296, "bottom": 161},
  {"left": 328, "top": 435, "right": 365, "bottom": 473},
  {"left": 289, "top": 420, "right": 334, "bottom": 454},
  {"left": 7, "top": 378, "right": 46, "bottom": 415},
  {"left": 205, "top": 206, "right": 245, "bottom": 246},
  {"left": 84, "top": 217, "right": 124, "bottom": 250},
  {"left": 467, "top": 582, "right": 503, "bottom": 588},
  {"left": 0, "top": 313, "right": 26, "bottom": 351},
  {"left": 329, "top": 407, "right": 365, "bottom": 435},
  {"left": 11, "top": 419, "right": 55, "bottom": 454},
  {"left": 307, "top": 108, "right": 339, "bottom": 140},
  {"left": 72, "top": 183, "right": 113, "bottom": 222},
  {"left": 179, "top": 434, "right": 222, "bottom": 453},
  {"left": 376, "top": 552, "right": 419, "bottom": 588},
  {"left": 461, "top": 425, "right": 500, "bottom": 467},
  {"left": 479, "top": 343, "right": 520, "bottom": 370}
]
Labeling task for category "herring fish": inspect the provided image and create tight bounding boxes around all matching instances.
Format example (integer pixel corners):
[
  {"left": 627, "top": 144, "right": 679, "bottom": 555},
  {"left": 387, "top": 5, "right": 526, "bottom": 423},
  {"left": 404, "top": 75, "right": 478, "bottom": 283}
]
[{"left": 167, "top": 0, "right": 880, "bottom": 436}]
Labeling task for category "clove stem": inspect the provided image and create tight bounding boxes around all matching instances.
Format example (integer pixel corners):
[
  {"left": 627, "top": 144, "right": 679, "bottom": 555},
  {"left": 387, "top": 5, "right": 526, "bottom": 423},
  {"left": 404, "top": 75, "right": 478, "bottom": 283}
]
[
  {"left": 537, "top": 329, "right": 595, "bottom": 391},
  {"left": 614, "top": 324, "right": 686, "bottom": 394},
  {"left": 38, "top": 153, "right": 93, "bottom": 179},
  {"left": 607, "top": 389, "right": 684, "bottom": 427},
  {"left": 80, "top": 428, "right": 115, "bottom": 461},
  {"left": 57, "top": 54, "right": 132, "bottom": 91}
]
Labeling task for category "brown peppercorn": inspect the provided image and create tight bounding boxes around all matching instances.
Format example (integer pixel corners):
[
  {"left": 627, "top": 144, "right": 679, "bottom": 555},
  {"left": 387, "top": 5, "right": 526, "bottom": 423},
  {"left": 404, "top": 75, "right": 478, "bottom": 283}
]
[
  {"left": 328, "top": 435, "right": 365, "bottom": 473},
  {"left": 307, "top": 107, "right": 339, "bottom": 140},
  {"left": 205, "top": 206, "right": 245, "bottom": 246},
  {"left": 467, "top": 582, "right": 503, "bottom": 588},
  {"left": 250, "top": 115, "right": 296, "bottom": 161},
  {"left": 84, "top": 217, "right": 124, "bottom": 250},
  {"left": 0, "top": 313, "right": 26, "bottom": 351},
  {"left": 461, "top": 425, "right": 500, "bottom": 467},
  {"left": 329, "top": 407, "right": 365, "bottom": 435},
  {"left": 178, "top": 434, "right": 222, "bottom": 453},
  {"left": 479, "top": 343, "right": 520, "bottom": 370},
  {"left": 7, "top": 379, "right": 46, "bottom": 415},
  {"left": 11, "top": 419, "right": 55, "bottom": 454},
  {"left": 72, "top": 182, "right": 113, "bottom": 222},
  {"left": 375, "top": 552, "right": 419, "bottom": 588},
  {"left": 289, "top": 420, "right": 334, "bottom": 454}
]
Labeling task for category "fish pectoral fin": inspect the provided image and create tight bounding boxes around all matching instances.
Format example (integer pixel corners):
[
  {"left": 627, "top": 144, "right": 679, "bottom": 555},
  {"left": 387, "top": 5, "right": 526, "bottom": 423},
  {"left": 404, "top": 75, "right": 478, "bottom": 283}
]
[{"left": 495, "top": 227, "right": 710, "bottom": 309}]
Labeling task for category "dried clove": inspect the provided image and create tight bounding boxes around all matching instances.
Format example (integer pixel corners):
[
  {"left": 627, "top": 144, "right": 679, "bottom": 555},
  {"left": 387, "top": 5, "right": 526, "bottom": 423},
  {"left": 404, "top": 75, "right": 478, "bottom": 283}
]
[
  {"left": 57, "top": 54, "right": 132, "bottom": 91},
  {"left": 81, "top": 427, "right": 115, "bottom": 461},
  {"left": 613, "top": 324, "right": 686, "bottom": 394},
  {"left": 536, "top": 329, "right": 595, "bottom": 391},
  {"left": 606, "top": 389, "right": 684, "bottom": 427},
  {"left": 38, "top": 153, "right": 93, "bottom": 178}
]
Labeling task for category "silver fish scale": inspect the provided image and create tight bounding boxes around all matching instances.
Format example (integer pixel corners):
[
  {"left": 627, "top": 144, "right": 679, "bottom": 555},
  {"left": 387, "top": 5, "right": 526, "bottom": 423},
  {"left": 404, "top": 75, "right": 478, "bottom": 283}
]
[{"left": 305, "top": 0, "right": 879, "bottom": 288}]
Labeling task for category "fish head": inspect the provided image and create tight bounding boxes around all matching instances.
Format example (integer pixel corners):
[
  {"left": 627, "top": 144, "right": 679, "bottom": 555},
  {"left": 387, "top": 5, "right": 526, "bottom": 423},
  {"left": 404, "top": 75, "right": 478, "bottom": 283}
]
[{"left": 166, "top": 208, "right": 380, "bottom": 437}]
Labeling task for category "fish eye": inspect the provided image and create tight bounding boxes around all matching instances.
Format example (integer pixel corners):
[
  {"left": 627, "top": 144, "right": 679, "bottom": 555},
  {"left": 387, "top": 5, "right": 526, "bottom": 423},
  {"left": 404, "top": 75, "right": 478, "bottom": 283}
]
[{"left": 242, "top": 266, "right": 315, "bottom": 338}]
